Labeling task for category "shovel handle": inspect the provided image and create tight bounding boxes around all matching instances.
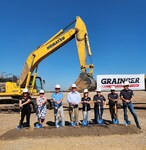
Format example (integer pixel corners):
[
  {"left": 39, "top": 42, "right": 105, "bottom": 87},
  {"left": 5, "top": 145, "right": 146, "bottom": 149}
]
[
  {"left": 98, "top": 104, "right": 101, "bottom": 118},
  {"left": 38, "top": 107, "right": 42, "bottom": 119},
  {"left": 85, "top": 104, "right": 88, "bottom": 121},
  {"left": 114, "top": 102, "right": 118, "bottom": 119},
  {"left": 18, "top": 108, "right": 22, "bottom": 126},
  {"left": 85, "top": 103, "right": 87, "bottom": 112},
  {"left": 114, "top": 103, "right": 117, "bottom": 114}
]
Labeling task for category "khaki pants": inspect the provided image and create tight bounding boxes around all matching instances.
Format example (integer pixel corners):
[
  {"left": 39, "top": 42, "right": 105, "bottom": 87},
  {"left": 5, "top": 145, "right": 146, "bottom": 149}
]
[
  {"left": 69, "top": 105, "right": 79, "bottom": 125},
  {"left": 54, "top": 105, "right": 65, "bottom": 126}
]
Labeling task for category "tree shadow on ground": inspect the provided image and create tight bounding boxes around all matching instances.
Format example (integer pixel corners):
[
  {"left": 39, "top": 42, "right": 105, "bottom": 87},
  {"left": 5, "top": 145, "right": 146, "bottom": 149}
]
[
  {"left": 91, "top": 119, "right": 113, "bottom": 125},
  {"left": 46, "top": 121, "right": 71, "bottom": 126},
  {"left": 133, "top": 103, "right": 146, "bottom": 110},
  {"left": 46, "top": 121, "right": 55, "bottom": 126}
]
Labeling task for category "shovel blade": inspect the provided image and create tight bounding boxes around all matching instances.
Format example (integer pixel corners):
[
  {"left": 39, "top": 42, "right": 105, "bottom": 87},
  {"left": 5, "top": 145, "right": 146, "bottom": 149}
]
[
  {"left": 59, "top": 121, "right": 62, "bottom": 127},
  {"left": 70, "top": 122, "right": 77, "bottom": 127},
  {"left": 97, "top": 119, "right": 104, "bottom": 125},
  {"left": 82, "top": 120, "right": 88, "bottom": 126},
  {"left": 35, "top": 123, "right": 41, "bottom": 128},
  {"left": 113, "top": 119, "right": 119, "bottom": 124}
]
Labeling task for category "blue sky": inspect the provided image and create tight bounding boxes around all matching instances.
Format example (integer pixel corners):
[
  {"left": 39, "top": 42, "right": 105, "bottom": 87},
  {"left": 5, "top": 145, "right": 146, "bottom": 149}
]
[{"left": 0, "top": 0, "right": 146, "bottom": 90}]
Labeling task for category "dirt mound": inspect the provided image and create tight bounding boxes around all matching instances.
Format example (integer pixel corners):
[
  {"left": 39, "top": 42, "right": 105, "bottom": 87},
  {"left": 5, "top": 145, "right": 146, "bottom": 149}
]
[{"left": 0, "top": 124, "right": 142, "bottom": 140}]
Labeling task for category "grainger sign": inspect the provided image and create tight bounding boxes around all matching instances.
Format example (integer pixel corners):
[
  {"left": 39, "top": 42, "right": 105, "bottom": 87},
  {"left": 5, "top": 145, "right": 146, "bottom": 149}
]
[{"left": 97, "top": 74, "right": 145, "bottom": 91}]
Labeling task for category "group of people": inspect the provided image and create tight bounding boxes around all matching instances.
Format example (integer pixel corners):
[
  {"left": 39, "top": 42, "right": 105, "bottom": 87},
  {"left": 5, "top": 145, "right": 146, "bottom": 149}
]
[{"left": 17, "top": 81, "right": 141, "bottom": 129}]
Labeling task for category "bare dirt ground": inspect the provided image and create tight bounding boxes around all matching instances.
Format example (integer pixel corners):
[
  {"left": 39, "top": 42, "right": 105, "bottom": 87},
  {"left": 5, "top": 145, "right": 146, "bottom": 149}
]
[{"left": 0, "top": 91, "right": 146, "bottom": 150}]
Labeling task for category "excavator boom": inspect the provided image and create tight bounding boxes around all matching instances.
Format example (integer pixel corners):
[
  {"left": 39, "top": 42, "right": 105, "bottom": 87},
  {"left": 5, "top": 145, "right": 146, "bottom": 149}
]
[
  {"left": 0, "top": 16, "right": 96, "bottom": 113},
  {"left": 19, "top": 16, "right": 96, "bottom": 91}
]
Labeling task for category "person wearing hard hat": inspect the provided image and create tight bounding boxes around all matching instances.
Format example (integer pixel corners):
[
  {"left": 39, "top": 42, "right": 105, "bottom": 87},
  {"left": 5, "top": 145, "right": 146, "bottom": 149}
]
[
  {"left": 67, "top": 83, "right": 81, "bottom": 126},
  {"left": 108, "top": 86, "right": 119, "bottom": 123},
  {"left": 52, "top": 84, "right": 65, "bottom": 128},
  {"left": 120, "top": 81, "right": 141, "bottom": 129},
  {"left": 93, "top": 88, "right": 106, "bottom": 124},
  {"left": 17, "top": 88, "right": 32, "bottom": 129},
  {"left": 36, "top": 89, "right": 47, "bottom": 128},
  {"left": 81, "top": 89, "right": 91, "bottom": 125}
]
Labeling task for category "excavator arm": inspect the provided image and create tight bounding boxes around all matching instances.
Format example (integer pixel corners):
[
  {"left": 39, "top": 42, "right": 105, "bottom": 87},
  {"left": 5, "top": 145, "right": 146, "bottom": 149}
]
[{"left": 19, "top": 16, "right": 96, "bottom": 92}]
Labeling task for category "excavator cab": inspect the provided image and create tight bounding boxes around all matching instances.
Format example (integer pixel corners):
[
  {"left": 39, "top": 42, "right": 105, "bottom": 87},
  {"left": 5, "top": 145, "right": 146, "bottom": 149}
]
[
  {"left": 34, "top": 77, "right": 44, "bottom": 92},
  {"left": 27, "top": 76, "right": 44, "bottom": 94}
]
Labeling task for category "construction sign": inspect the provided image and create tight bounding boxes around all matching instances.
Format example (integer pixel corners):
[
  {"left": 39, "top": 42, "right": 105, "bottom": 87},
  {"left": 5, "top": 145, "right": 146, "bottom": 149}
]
[{"left": 97, "top": 74, "right": 145, "bottom": 91}]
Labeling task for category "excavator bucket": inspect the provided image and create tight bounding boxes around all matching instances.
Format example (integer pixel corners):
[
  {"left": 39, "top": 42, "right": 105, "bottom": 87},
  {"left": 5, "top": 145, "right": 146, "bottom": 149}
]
[{"left": 73, "top": 73, "right": 96, "bottom": 92}]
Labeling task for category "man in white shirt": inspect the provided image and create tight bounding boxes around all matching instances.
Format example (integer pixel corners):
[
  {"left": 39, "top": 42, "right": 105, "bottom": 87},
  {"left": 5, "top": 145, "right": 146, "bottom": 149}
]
[{"left": 67, "top": 84, "right": 81, "bottom": 126}]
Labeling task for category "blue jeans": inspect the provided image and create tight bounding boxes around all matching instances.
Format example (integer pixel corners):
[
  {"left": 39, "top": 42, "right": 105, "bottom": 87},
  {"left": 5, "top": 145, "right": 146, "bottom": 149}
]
[
  {"left": 83, "top": 111, "right": 90, "bottom": 122},
  {"left": 123, "top": 102, "right": 139, "bottom": 126},
  {"left": 94, "top": 107, "right": 104, "bottom": 124}
]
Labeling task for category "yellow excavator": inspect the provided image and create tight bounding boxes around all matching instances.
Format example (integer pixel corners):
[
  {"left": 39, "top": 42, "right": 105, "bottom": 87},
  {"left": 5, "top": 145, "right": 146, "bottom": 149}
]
[{"left": 0, "top": 16, "right": 96, "bottom": 111}]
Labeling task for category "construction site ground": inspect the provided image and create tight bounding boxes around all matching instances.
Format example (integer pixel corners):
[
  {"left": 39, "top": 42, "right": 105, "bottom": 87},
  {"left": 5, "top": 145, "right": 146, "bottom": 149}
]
[{"left": 0, "top": 91, "right": 146, "bottom": 150}]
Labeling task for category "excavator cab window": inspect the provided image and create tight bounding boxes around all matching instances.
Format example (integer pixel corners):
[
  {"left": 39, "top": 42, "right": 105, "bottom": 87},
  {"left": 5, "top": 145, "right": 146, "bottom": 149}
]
[{"left": 35, "top": 77, "right": 43, "bottom": 92}]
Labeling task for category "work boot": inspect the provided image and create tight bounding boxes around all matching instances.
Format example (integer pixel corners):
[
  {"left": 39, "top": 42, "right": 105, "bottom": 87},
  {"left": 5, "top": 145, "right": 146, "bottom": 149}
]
[
  {"left": 56, "top": 124, "right": 59, "bottom": 128},
  {"left": 137, "top": 124, "right": 141, "bottom": 129},
  {"left": 70, "top": 122, "right": 74, "bottom": 126},
  {"left": 124, "top": 120, "right": 131, "bottom": 126},
  {"left": 16, "top": 125, "right": 23, "bottom": 130},
  {"left": 55, "top": 122, "right": 59, "bottom": 128}
]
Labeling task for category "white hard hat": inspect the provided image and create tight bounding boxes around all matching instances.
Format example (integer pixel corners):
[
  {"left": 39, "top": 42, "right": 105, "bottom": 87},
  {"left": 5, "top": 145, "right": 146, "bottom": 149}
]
[
  {"left": 39, "top": 89, "right": 45, "bottom": 93},
  {"left": 123, "top": 81, "right": 130, "bottom": 86},
  {"left": 55, "top": 84, "right": 61, "bottom": 88},
  {"left": 23, "top": 88, "right": 28, "bottom": 93},
  {"left": 84, "top": 89, "right": 88, "bottom": 93},
  {"left": 96, "top": 88, "right": 101, "bottom": 92},
  {"left": 72, "top": 84, "right": 77, "bottom": 88},
  {"left": 111, "top": 86, "right": 115, "bottom": 90}
]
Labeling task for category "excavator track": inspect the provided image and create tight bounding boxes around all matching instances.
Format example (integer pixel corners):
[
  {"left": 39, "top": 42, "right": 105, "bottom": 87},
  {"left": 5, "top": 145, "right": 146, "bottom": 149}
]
[
  {"left": 0, "top": 98, "right": 19, "bottom": 113},
  {"left": 0, "top": 98, "right": 54, "bottom": 114}
]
